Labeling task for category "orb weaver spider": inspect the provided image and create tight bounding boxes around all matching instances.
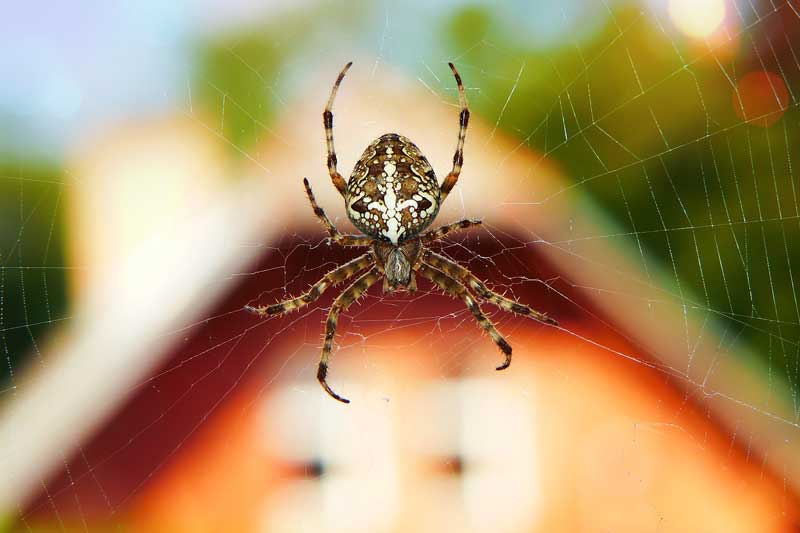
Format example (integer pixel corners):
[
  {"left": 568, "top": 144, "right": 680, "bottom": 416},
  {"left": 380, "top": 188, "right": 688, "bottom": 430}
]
[{"left": 246, "top": 62, "right": 557, "bottom": 403}]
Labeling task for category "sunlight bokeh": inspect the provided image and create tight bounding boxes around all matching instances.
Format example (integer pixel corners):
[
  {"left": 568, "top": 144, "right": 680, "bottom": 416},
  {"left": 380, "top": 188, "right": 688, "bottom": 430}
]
[
  {"left": 732, "top": 70, "right": 790, "bottom": 127},
  {"left": 668, "top": 0, "right": 726, "bottom": 39}
]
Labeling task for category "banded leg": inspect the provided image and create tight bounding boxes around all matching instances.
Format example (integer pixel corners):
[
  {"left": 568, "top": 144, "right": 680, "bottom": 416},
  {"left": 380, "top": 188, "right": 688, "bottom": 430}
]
[
  {"left": 440, "top": 62, "right": 470, "bottom": 204},
  {"left": 323, "top": 62, "right": 352, "bottom": 197},
  {"left": 319, "top": 266, "right": 382, "bottom": 403},
  {"left": 421, "top": 218, "right": 482, "bottom": 244},
  {"left": 423, "top": 250, "right": 558, "bottom": 326},
  {"left": 416, "top": 263, "right": 512, "bottom": 371},
  {"left": 304, "top": 178, "right": 372, "bottom": 247},
  {"left": 245, "top": 253, "right": 373, "bottom": 317}
]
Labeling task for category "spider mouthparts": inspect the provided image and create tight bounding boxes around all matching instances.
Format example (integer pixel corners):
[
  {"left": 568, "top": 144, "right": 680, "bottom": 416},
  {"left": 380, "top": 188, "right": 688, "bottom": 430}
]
[{"left": 383, "top": 283, "right": 415, "bottom": 295}]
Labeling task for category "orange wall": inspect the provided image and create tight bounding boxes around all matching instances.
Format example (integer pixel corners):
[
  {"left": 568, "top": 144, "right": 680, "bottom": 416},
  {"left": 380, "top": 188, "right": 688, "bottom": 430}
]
[{"left": 130, "top": 321, "right": 798, "bottom": 533}]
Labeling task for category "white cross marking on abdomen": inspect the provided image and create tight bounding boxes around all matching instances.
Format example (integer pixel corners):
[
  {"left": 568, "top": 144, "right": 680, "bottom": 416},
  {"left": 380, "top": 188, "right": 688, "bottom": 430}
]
[{"left": 363, "top": 161, "right": 420, "bottom": 244}]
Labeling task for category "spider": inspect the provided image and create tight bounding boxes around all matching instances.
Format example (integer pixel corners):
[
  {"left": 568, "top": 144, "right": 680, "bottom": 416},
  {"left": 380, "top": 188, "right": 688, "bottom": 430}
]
[{"left": 246, "top": 62, "right": 557, "bottom": 403}]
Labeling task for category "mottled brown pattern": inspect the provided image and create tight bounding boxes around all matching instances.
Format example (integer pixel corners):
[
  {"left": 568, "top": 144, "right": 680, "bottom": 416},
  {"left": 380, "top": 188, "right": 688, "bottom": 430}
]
[{"left": 346, "top": 133, "right": 441, "bottom": 244}]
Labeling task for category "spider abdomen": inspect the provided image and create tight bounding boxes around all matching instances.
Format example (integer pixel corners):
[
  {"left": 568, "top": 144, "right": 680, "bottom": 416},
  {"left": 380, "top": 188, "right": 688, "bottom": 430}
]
[{"left": 346, "top": 133, "right": 441, "bottom": 244}]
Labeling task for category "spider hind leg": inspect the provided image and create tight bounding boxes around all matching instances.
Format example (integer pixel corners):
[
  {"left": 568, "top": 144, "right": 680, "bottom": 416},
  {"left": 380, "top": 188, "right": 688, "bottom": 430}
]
[
  {"left": 245, "top": 253, "right": 374, "bottom": 317},
  {"left": 416, "top": 263, "right": 512, "bottom": 371},
  {"left": 423, "top": 251, "right": 558, "bottom": 326},
  {"left": 318, "top": 266, "right": 382, "bottom": 403}
]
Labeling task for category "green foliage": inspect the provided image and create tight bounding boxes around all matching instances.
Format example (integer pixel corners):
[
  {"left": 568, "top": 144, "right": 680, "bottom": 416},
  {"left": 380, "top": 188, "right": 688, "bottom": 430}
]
[
  {"left": 193, "top": 1, "right": 373, "bottom": 156},
  {"left": 0, "top": 163, "right": 68, "bottom": 387},
  {"left": 195, "top": 34, "right": 281, "bottom": 153},
  {"left": 443, "top": 5, "right": 800, "bottom": 392}
]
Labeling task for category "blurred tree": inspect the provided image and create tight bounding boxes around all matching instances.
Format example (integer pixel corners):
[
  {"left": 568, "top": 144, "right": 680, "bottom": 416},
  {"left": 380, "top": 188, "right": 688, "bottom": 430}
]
[
  {"left": 0, "top": 162, "right": 67, "bottom": 388},
  {"left": 444, "top": 4, "right": 800, "bottom": 397}
]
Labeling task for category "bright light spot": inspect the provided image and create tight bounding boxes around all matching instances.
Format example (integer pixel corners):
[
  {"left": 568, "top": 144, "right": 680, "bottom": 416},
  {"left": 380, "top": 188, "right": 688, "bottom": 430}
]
[{"left": 668, "top": 0, "right": 726, "bottom": 39}]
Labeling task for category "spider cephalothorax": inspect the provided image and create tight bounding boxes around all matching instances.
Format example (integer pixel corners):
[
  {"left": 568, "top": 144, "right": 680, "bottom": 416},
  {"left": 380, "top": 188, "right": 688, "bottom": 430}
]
[
  {"left": 373, "top": 238, "right": 421, "bottom": 291},
  {"left": 246, "top": 62, "right": 557, "bottom": 403}
]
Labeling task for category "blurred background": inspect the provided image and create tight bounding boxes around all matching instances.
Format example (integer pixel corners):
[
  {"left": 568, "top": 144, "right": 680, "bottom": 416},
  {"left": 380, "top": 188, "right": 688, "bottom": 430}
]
[{"left": 2, "top": 0, "right": 800, "bottom": 531}]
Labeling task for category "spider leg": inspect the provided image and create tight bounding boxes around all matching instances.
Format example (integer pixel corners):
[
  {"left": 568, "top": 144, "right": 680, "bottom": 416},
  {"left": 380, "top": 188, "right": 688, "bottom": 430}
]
[
  {"left": 439, "top": 62, "right": 469, "bottom": 204},
  {"left": 319, "top": 266, "right": 382, "bottom": 403},
  {"left": 422, "top": 251, "right": 558, "bottom": 326},
  {"left": 416, "top": 263, "right": 512, "bottom": 371},
  {"left": 303, "top": 178, "right": 372, "bottom": 246},
  {"left": 420, "top": 218, "right": 482, "bottom": 244},
  {"left": 244, "top": 253, "right": 374, "bottom": 317},
  {"left": 323, "top": 62, "right": 352, "bottom": 197}
]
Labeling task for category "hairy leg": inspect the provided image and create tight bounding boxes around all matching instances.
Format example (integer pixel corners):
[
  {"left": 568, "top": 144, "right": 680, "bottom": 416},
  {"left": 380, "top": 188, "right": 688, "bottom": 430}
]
[
  {"left": 318, "top": 266, "right": 382, "bottom": 403},
  {"left": 416, "top": 263, "right": 512, "bottom": 371},
  {"left": 440, "top": 62, "right": 470, "bottom": 204},
  {"left": 422, "top": 250, "right": 558, "bottom": 326},
  {"left": 304, "top": 178, "right": 372, "bottom": 247},
  {"left": 244, "top": 253, "right": 373, "bottom": 317},
  {"left": 420, "top": 218, "right": 482, "bottom": 244},
  {"left": 323, "top": 62, "right": 352, "bottom": 197}
]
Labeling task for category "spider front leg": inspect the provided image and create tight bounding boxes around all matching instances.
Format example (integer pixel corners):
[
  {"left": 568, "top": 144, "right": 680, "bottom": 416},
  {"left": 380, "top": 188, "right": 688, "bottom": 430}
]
[
  {"left": 421, "top": 218, "right": 482, "bottom": 244},
  {"left": 440, "top": 62, "right": 469, "bottom": 204},
  {"left": 245, "top": 253, "right": 374, "bottom": 317},
  {"left": 323, "top": 62, "right": 352, "bottom": 197},
  {"left": 423, "top": 251, "right": 558, "bottom": 326},
  {"left": 319, "top": 267, "right": 382, "bottom": 403},
  {"left": 304, "top": 178, "right": 372, "bottom": 247},
  {"left": 416, "top": 263, "right": 512, "bottom": 371}
]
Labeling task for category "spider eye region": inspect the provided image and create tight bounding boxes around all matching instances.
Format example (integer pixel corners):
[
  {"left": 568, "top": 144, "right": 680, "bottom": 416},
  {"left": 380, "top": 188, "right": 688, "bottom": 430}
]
[{"left": 346, "top": 133, "right": 440, "bottom": 244}]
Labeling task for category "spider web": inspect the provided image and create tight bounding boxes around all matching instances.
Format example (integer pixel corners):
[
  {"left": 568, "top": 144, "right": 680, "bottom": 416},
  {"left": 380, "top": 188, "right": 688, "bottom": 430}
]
[{"left": 3, "top": 0, "right": 800, "bottom": 530}]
